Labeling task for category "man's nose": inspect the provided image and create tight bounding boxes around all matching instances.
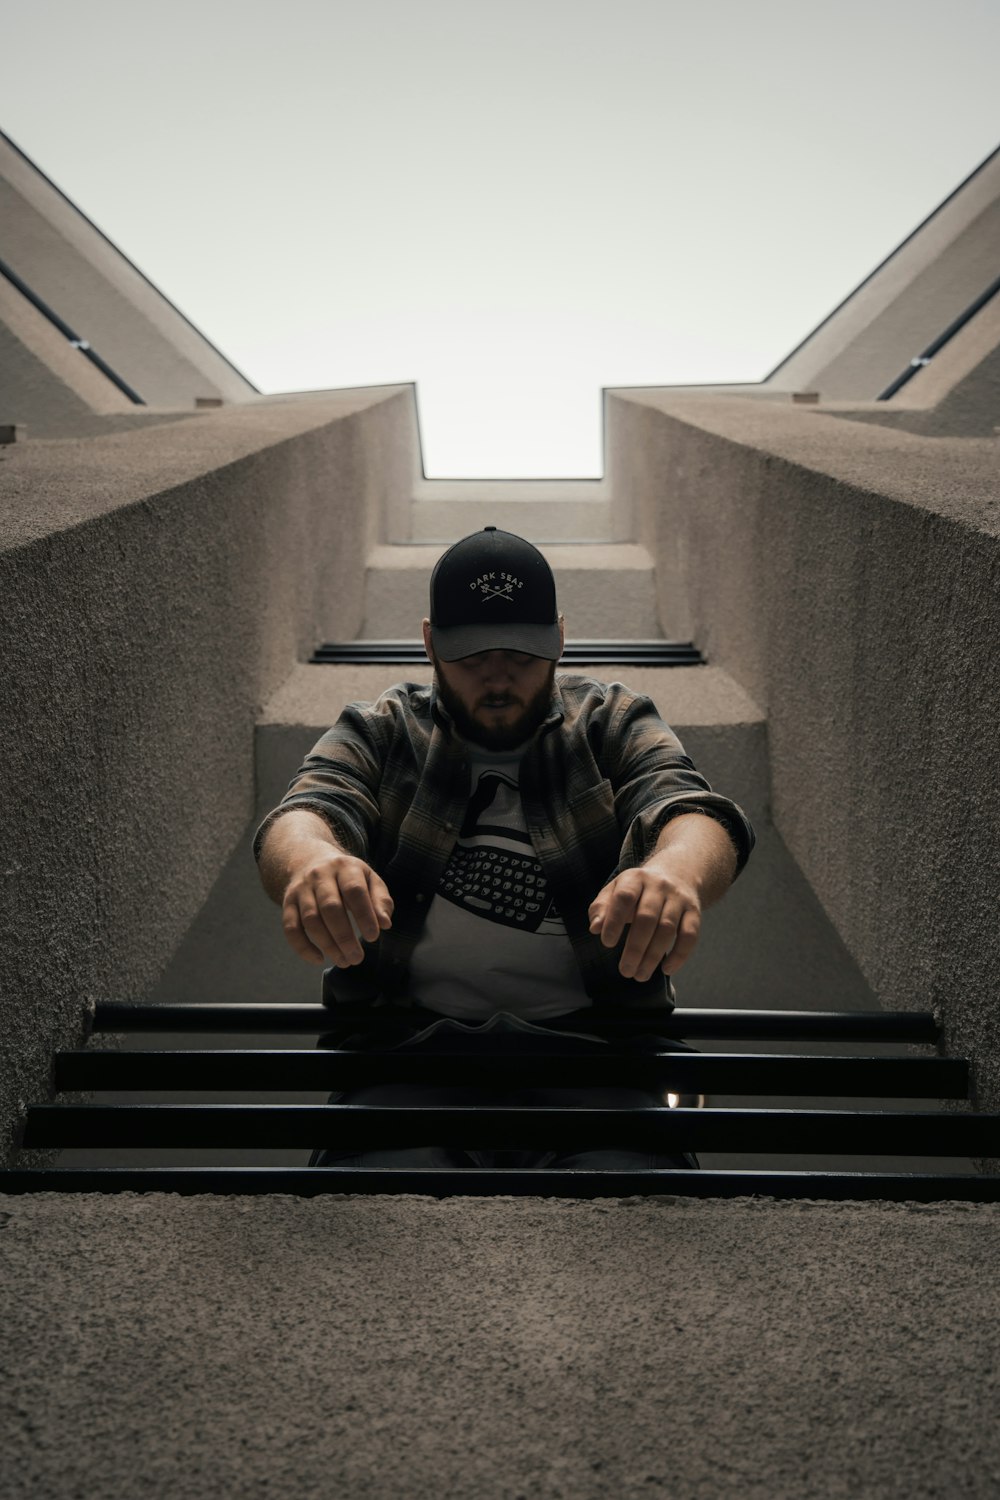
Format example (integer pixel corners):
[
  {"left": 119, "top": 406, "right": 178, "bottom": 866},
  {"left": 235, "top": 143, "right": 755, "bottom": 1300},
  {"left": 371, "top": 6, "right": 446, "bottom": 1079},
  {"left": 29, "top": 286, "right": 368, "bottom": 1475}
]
[{"left": 481, "top": 652, "right": 515, "bottom": 684}]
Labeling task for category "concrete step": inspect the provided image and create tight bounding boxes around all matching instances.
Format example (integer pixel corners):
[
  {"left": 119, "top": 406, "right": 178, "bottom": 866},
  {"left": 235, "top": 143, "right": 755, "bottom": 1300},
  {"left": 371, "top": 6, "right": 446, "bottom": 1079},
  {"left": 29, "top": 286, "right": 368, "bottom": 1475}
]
[
  {"left": 405, "top": 480, "right": 618, "bottom": 543},
  {"left": 361, "top": 542, "right": 660, "bottom": 638},
  {"left": 255, "top": 661, "right": 767, "bottom": 824}
]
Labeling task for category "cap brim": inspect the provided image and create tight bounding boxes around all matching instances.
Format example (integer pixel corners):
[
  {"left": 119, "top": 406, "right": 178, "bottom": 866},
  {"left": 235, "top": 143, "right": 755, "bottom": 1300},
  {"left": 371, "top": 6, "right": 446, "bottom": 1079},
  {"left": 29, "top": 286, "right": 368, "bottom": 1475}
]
[{"left": 430, "top": 621, "right": 562, "bottom": 662}]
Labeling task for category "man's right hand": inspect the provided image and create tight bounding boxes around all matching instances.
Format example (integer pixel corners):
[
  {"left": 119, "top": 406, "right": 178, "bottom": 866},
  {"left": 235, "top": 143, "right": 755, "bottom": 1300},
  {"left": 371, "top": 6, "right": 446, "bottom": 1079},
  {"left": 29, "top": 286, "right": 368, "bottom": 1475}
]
[
  {"left": 283, "top": 849, "right": 394, "bottom": 967},
  {"left": 258, "top": 811, "right": 393, "bottom": 967}
]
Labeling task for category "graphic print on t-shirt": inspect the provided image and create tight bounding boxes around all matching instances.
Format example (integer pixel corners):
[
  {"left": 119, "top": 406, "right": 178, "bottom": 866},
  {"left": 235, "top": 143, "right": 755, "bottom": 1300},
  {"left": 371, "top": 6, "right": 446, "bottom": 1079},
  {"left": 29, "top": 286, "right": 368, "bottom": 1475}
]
[{"left": 439, "top": 770, "right": 564, "bottom": 934}]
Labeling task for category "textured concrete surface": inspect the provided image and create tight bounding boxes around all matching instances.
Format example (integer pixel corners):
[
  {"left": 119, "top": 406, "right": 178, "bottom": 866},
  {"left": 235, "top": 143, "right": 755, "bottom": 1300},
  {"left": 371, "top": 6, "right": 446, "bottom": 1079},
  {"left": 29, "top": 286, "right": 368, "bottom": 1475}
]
[
  {"left": 406, "top": 477, "right": 618, "bottom": 543},
  {"left": 410, "top": 494, "right": 614, "bottom": 544},
  {"left": 0, "top": 388, "right": 416, "bottom": 1164},
  {"left": 609, "top": 391, "right": 1000, "bottom": 1121},
  {"left": 363, "top": 542, "right": 661, "bottom": 638},
  {"left": 2, "top": 1193, "right": 999, "bottom": 1499}
]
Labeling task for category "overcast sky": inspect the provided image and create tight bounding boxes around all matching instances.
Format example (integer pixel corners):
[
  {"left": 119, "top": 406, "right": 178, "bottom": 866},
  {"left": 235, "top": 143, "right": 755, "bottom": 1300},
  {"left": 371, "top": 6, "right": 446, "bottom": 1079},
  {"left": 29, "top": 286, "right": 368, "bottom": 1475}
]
[{"left": 4, "top": 0, "right": 999, "bottom": 475}]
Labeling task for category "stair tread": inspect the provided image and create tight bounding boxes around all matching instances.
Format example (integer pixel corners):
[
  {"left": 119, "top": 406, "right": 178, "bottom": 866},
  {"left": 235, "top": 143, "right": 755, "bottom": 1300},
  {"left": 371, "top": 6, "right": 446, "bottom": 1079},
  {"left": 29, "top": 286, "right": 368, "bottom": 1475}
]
[
  {"left": 367, "top": 541, "right": 654, "bottom": 568},
  {"left": 256, "top": 663, "right": 766, "bottom": 730}
]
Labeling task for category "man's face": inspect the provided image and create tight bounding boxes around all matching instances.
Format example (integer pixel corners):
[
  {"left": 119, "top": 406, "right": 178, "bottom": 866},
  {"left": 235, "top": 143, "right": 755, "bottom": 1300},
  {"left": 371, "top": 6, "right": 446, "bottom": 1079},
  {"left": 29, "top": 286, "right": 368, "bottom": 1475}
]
[{"left": 429, "top": 645, "right": 557, "bottom": 751}]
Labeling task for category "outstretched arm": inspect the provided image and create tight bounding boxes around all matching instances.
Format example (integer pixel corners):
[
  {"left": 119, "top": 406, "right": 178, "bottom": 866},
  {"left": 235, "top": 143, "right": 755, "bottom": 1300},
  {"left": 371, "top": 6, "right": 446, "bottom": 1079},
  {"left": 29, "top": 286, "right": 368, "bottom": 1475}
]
[
  {"left": 257, "top": 809, "right": 394, "bottom": 968},
  {"left": 588, "top": 812, "right": 737, "bottom": 983}
]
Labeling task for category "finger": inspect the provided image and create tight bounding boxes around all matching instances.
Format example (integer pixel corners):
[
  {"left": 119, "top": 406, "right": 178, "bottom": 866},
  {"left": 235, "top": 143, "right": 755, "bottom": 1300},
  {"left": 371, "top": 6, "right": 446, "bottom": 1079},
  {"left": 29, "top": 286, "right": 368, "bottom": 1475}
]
[
  {"left": 299, "top": 891, "right": 364, "bottom": 967},
  {"left": 590, "top": 876, "right": 642, "bottom": 948},
  {"left": 281, "top": 901, "right": 330, "bottom": 967},
  {"left": 366, "top": 869, "right": 395, "bottom": 930},
  {"left": 336, "top": 870, "right": 384, "bottom": 945},
  {"left": 588, "top": 892, "right": 609, "bottom": 935},
  {"left": 621, "top": 894, "right": 679, "bottom": 980},
  {"left": 661, "top": 908, "right": 701, "bottom": 976}
]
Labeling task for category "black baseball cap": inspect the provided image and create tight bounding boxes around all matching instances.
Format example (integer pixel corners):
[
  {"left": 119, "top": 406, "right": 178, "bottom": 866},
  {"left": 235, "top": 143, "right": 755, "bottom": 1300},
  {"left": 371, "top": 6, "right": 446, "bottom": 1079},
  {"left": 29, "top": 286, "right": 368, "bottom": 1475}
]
[{"left": 428, "top": 527, "right": 562, "bottom": 661}]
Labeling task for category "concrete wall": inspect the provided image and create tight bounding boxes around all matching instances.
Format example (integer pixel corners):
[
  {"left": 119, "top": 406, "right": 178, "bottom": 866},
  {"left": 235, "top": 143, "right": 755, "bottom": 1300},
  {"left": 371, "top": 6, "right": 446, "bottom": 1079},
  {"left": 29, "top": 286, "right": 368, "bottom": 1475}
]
[
  {"left": 827, "top": 293, "right": 1000, "bottom": 439},
  {"left": 0, "top": 131, "right": 257, "bottom": 409},
  {"left": 608, "top": 389, "right": 1000, "bottom": 1105},
  {"left": 0, "top": 385, "right": 416, "bottom": 1163},
  {"left": 0, "top": 272, "right": 138, "bottom": 434},
  {"left": 766, "top": 146, "right": 1000, "bottom": 399}
]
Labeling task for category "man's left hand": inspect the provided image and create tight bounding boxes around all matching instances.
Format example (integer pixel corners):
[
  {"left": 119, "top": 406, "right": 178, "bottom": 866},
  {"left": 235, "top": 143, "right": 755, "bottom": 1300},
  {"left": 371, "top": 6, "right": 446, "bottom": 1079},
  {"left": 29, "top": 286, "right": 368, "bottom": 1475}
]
[{"left": 588, "top": 858, "right": 702, "bottom": 981}]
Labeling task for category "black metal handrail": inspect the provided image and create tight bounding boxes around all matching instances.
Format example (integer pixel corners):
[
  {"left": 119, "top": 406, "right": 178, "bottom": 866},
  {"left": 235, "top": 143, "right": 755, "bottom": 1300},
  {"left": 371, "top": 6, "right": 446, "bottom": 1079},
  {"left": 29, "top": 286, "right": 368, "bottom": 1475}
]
[
  {"left": 309, "top": 640, "right": 705, "bottom": 667},
  {"left": 20, "top": 1103, "right": 996, "bottom": 1155},
  {"left": 10, "top": 999, "right": 994, "bottom": 1201},
  {"left": 89, "top": 1003, "right": 942, "bottom": 1042},
  {"left": 0, "top": 253, "right": 146, "bottom": 405},
  {"left": 54, "top": 1048, "right": 968, "bottom": 1098},
  {"left": 877, "top": 271, "right": 1000, "bottom": 400}
]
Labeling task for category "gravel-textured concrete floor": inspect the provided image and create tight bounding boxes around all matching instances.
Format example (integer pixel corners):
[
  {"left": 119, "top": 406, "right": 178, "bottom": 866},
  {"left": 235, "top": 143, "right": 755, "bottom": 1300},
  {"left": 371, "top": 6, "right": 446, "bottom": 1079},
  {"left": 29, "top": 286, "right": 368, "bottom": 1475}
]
[{"left": 2, "top": 1193, "right": 998, "bottom": 1499}]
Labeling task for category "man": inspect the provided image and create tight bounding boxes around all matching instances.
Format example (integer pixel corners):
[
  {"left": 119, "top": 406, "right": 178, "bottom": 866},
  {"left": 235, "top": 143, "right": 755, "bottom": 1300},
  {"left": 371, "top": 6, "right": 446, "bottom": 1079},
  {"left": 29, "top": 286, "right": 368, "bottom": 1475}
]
[{"left": 255, "top": 527, "right": 754, "bottom": 1170}]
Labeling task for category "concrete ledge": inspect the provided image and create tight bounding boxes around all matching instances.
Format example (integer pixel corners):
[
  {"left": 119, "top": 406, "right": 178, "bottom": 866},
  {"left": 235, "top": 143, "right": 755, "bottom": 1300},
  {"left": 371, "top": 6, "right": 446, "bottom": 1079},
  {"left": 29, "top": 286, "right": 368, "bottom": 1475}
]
[
  {"left": 410, "top": 494, "right": 615, "bottom": 543},
  {"left": 362, "top": 541, "right": 662, "bottom": 637},
  {"left": 406, "top": 476, "right": 619, "bottom": 543},
  {"left": 0, "top": 388, "right": 408, "bottom": 548},
  {"left": 614, "top": 389, "right": 1000, "bottom": 533}
]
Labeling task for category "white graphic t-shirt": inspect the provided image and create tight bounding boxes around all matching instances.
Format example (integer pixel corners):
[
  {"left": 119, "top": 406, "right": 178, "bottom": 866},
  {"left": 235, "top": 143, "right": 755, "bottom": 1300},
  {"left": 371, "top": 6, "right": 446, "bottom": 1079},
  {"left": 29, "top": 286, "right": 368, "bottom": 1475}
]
[{"left": 408, "top": 742, "right": 584, "bottom": 1019}]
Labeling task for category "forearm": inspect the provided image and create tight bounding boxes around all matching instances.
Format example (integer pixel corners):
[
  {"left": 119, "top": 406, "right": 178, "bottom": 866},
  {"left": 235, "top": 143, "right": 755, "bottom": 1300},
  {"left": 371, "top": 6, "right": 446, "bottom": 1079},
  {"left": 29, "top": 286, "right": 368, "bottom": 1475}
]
[
  {"left": 257, "top": 808, "right": 346, "bottom": 905},
  {"left": 646, "top": 812, "right": 738, "bottom": 908}
]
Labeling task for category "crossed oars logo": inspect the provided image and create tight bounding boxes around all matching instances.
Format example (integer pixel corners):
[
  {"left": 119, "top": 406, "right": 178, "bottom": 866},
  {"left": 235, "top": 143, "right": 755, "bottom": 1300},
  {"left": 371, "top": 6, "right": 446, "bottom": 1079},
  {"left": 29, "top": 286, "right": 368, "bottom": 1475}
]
[{"left": 478, "top": 581, "right": 515, "bottom": 603}]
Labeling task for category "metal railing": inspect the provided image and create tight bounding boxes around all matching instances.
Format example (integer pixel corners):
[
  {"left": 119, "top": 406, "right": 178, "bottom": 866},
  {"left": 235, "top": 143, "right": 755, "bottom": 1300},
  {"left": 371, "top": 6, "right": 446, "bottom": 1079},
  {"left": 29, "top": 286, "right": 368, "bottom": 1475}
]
[
  {"left": 0, "top": 253, "right": 146, "bottom": 405},
  {"left": 311, "top": 641, "right": 705, "bottom": 667},
  {"left": 4, "top": 1001, "right": 999, "bottom": 1201},
  {"left": 877, "top": 271, "right": 1000, "bottom": 400}
]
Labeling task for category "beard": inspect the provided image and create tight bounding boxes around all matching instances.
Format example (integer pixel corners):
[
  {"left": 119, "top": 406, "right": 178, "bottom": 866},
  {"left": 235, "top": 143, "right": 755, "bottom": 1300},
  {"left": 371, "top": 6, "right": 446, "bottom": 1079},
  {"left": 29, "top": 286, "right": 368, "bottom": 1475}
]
[{"left": 432, "top": 658, "right": 557, "bottom": 751}]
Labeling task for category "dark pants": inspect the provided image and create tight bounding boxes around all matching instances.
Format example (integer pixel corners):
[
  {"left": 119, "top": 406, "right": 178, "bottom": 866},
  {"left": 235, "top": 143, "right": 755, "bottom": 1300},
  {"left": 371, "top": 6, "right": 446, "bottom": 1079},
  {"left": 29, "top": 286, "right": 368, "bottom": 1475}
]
[{"left": 310, "top": 1009, "right": 699, "bottom": 1170}]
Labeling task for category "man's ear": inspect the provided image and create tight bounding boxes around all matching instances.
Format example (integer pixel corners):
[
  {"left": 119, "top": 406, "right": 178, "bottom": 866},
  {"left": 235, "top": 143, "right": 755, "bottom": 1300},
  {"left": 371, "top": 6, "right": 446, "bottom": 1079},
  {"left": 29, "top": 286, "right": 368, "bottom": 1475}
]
[
  {"left": 421, "top": 619, "right": 433, "bottom": 659},
  {"left": 558, "top": 615, "right": 566, "bottom": 654}
]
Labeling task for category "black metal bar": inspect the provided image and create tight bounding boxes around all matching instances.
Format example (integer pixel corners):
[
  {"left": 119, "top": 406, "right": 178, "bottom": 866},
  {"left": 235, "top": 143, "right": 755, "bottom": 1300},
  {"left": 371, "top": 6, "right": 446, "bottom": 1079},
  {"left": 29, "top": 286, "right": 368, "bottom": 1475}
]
[
  {"left": 22, "top": 1104, "right": 991, "bottom": 1154},
  {"left": 876, "top": 271, "right": 1000, "bottom": 400},
  {"left": 55, "top": 1049, "right": 969, "bottom": 1099},
  {"left": 311, "top": 653, "right": 704, "bottom": 666},
  {"left": 0, "top": 253, "right": 147, "bottom": 406},
  {"left": 0, "top": 1166, "right": 992, "bottom": 1200},
  {"left": 309, "top": 640, "right": 705, "bottom": 666},
  {"left": 90, "top": 1003, "right": 942, "bottom": 1042},
  {"left": 314, "top": 639, "right": 699, "bottom": 651}
]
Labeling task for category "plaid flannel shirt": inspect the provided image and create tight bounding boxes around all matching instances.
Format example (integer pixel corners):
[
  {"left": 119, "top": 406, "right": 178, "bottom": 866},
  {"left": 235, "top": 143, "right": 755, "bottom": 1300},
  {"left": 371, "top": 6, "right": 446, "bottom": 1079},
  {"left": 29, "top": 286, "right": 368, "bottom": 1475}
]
[{"left": 254, "top": 674, "right": 755, "bottom": 1013}]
